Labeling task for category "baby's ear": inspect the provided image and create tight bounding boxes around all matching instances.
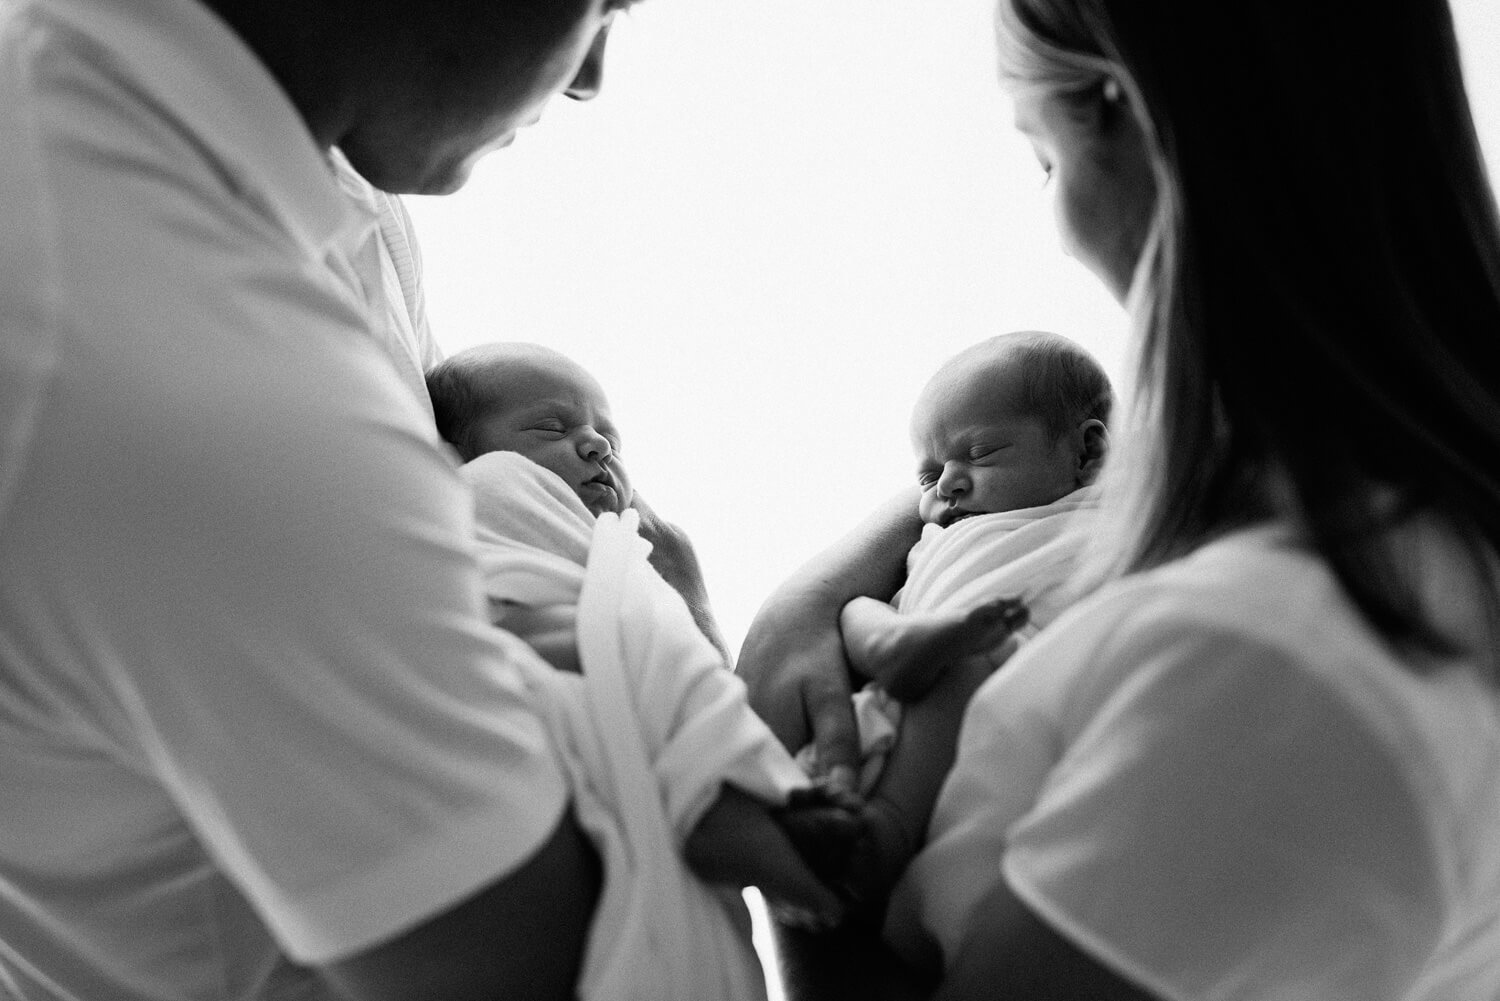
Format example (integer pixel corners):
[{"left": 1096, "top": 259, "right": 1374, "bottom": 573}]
[{"left": 1075, "top": 418, "right": 1108, "bottom": 486}]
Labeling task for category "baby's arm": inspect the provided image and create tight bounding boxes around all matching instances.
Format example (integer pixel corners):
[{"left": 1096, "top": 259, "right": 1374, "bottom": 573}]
[{"left": 841, "top": 595, "right": 1026, "bottom": 700}]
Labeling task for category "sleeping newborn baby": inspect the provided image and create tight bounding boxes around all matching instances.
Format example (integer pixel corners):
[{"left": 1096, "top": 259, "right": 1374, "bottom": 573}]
[
  {"left": 425, "top": 342, "right": 854, "bottom": 999},
  {"left": 818, "top": 331, "right": 1112, "bottom": 912},
  {"left": 427, "top": 341, "right": 633, "bottom": 519}
]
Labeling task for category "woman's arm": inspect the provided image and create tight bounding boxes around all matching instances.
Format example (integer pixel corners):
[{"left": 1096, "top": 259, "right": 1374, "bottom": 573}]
[
  {"left": 934, "top": 878, "right": 1159, "bottom": 1001},
  {"left": 738, "top": 489, "right": 923, "bottom": 786},
  {"left": 769, "top": 871, "right": 1156, "bottom": 1001}
]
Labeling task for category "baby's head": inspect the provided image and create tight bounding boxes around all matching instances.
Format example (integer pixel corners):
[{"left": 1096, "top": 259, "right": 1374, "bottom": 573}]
[
  {"left": 426, "top": 342, "right": 633, "bottom": 517},
  {"left": 911, "top": 331, "right": 1110, "bottom": 528}
]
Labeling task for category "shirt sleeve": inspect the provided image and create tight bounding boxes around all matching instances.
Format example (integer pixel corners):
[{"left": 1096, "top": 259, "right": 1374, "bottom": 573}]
[{"left": 1000, "top": 627, "right": 1445, "bottom": 1001}]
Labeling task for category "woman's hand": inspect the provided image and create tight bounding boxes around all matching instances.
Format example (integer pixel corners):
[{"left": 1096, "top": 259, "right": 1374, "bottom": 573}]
[{"left": 738, "top": 489, "right": 924, "bottom": 791}]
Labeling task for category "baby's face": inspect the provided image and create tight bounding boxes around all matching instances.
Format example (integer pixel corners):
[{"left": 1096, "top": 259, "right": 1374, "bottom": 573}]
[
  {"left": 911, "top": 366, "right": 1079, "bottom": 527},
  {"left": 469, "top": 359, "right": 633, "bottom": 517}
]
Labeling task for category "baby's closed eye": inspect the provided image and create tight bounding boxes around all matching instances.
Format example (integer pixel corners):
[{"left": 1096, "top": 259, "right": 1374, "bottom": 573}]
[{"left": 967, "top": 443, "right": 1011, "bottom": 461}]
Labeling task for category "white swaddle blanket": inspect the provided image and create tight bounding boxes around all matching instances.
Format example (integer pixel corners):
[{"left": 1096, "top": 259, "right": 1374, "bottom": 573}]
[
  {"left": 897, "top": 486, "right": 1099, "bottom": 631},
  {"left": 808, "top": 487, "right": 1101, "bottom": 791},
  {"left": 462, "top": 452, "right": 808, "bottom": 1001}
]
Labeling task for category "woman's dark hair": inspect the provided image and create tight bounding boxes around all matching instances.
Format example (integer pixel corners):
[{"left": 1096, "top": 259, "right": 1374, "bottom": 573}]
[{"left": 998, "top": 0, "right": 1500, "bottom": 656}]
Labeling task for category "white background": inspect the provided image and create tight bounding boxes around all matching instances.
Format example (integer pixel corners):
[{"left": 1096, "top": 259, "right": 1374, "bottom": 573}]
[
  {"left": 405, "top": 1, "right": 1500, "bottom": 991},
  {"left": 408, "top": 0, "right": 1500, "bottom": 658}
]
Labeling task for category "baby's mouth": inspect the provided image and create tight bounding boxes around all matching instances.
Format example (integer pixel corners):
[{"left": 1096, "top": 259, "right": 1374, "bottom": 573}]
[
  {"left": 579, "top": 473, "right": 616, "bottom": 501},
  {"left": 943, "top": 508, "right": 978, "bottom": 527}
]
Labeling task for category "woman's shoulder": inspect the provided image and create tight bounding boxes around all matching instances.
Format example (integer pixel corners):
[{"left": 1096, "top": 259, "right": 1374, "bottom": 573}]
[
  {"left": 1006, "top": 519, "right": 1500, "bottom": 851},
  {"left": 1044, "top": 516, "right": 1497, "bottom": 682},
  {"left": 1035, "top": 523, "right": 1349, "bottom": 666}
]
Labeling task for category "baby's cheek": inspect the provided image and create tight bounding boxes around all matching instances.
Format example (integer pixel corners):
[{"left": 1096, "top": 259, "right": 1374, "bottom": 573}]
[{"left": 916, "top": 490, "right": 942, "bottom": 525}]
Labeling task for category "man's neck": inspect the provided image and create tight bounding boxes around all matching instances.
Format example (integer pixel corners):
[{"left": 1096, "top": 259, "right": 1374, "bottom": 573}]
[{"left": 194, "top": 0, "right": 365, "bottom": 150}]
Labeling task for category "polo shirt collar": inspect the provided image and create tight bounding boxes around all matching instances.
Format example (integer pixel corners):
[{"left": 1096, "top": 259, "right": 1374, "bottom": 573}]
[{"left": 41, "top": 0, "right": 365, "bottom": 257}]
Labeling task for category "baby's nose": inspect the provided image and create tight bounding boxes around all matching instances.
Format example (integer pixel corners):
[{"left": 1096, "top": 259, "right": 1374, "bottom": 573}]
[
  {"left": 937, "top": 467, "right": 968, "bottom": 497},
  {"left": 578, "top": 428, "right": 612, "bottom": 461}
]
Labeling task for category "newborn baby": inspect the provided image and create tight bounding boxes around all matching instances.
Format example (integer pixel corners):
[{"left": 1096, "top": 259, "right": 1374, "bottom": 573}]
[{"left": 426, "top": 342, "right": 858, "bottom": 933}]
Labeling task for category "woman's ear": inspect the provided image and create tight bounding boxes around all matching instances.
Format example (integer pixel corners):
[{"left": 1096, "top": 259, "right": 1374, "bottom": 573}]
[{"left": 1074, "top": 418, "right": 1108, "bottom": 486}]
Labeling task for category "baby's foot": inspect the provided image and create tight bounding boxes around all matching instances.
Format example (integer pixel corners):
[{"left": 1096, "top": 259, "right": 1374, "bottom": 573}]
[{"left": 848, "top": 596, "right": 1028, "bottom": 700}]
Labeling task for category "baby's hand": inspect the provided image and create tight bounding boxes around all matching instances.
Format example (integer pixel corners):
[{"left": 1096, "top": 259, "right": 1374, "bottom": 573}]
[
  {"left": 773, "top": 782, "right": 865, "bottom": 882},
  {"left": 765, "top": 781, "right": 865, "bottom": 930},
  {"left": 684, "top": 785, "right": 850, "bottom": 928}
]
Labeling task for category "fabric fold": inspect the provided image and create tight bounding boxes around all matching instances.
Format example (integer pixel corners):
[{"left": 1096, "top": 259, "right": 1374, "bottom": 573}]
[
  {"left": 898, "top": 486, "right": 1100, "bottom": 636},
  {"left": 461, "top": 452, "right": 807, "bottom": 1001}
]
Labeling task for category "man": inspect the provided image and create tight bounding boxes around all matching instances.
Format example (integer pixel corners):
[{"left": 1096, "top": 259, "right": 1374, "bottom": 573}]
[{"left": 0, "top": 1, "right": 637, "bottom": 997}]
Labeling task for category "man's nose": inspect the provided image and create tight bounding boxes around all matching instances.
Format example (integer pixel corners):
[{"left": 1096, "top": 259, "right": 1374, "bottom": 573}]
[{"left": 564, "top": 24, "right": 612, "bottom": 102}]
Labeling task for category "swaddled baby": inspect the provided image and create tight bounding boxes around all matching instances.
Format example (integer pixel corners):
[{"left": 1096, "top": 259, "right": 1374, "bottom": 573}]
[
  {"left": 426, "top": 343, "right": 855, "bottom": 980},
  {"left": 816, "top": 331, "right": 1112, "bottom": 910}
]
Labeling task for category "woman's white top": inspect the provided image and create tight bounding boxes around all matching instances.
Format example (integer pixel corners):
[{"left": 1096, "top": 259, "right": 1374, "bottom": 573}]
[{"left": 890, "top": 522, "right": 1500, "bottom": 1001}]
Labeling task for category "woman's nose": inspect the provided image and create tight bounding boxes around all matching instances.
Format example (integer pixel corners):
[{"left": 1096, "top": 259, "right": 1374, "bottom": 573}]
[{"left": 565, "top": 23, "right": 612, "bottom": 102}]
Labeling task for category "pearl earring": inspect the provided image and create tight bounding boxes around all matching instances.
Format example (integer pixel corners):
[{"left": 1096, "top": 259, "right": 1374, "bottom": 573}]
[{"left": 1102, "top": 77, "right": 1122, "bottom": 103}]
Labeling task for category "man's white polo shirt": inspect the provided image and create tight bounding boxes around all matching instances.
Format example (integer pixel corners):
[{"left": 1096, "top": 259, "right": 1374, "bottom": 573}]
[{"left": 0, "top": 1, "right": 566, "bottom": 997}]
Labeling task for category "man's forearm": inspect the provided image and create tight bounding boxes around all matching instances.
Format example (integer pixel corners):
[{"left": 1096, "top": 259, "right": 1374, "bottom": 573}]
[{"left": 320, "top": 809, "right": 601, "bottom": 1000}]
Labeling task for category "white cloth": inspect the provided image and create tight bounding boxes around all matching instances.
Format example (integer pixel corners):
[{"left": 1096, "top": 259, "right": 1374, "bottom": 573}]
[
  {"left": 807, "top": 490, "right": 1099, "bottom": 790},
  {"left": 329, "top": 148, "right": 444, "bottom": 418},
  {"left": 897, "top": 486, "right": 1100, "bottom": 637},
  {"left": 0, "top": 2, "right": 566, "bottom": 998},
  {"left": 462, "top": 452, "right": 809, "bottom": 1001},
  {"left": 887, "top": 521, "right": 1500, "bottom": 1001}
]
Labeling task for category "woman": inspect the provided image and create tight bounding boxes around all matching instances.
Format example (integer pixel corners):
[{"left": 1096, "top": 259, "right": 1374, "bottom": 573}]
[{"left": 742, "top": 0, "right": 1500, "bottom": 997}]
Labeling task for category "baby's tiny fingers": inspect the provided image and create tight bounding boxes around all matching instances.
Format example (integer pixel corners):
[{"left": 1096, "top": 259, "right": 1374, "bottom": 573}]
[{"left": 768, "top": 899, "right": 843, "bottom": 933}]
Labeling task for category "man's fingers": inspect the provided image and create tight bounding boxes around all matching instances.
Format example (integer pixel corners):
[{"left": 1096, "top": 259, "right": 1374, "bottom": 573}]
[{"left": 805, "top": 679, "right": 862, "bottom": 795}]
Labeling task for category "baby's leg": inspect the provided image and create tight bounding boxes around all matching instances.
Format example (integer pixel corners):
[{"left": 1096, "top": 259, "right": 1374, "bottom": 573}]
[
  {"left": 841, "top": 595, "right": 1026, "bottom": 700},
  {"left": 684, "top": 784, "right": 857, "bottom": 927},
  {"left": 845, "top": 639, "right": 1018, "bottom": 911}
]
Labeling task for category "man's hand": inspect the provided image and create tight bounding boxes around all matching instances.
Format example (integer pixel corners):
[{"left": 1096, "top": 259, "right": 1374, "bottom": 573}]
[{"left": 737, "top": 489, "right": 923, "bottom": 793}]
